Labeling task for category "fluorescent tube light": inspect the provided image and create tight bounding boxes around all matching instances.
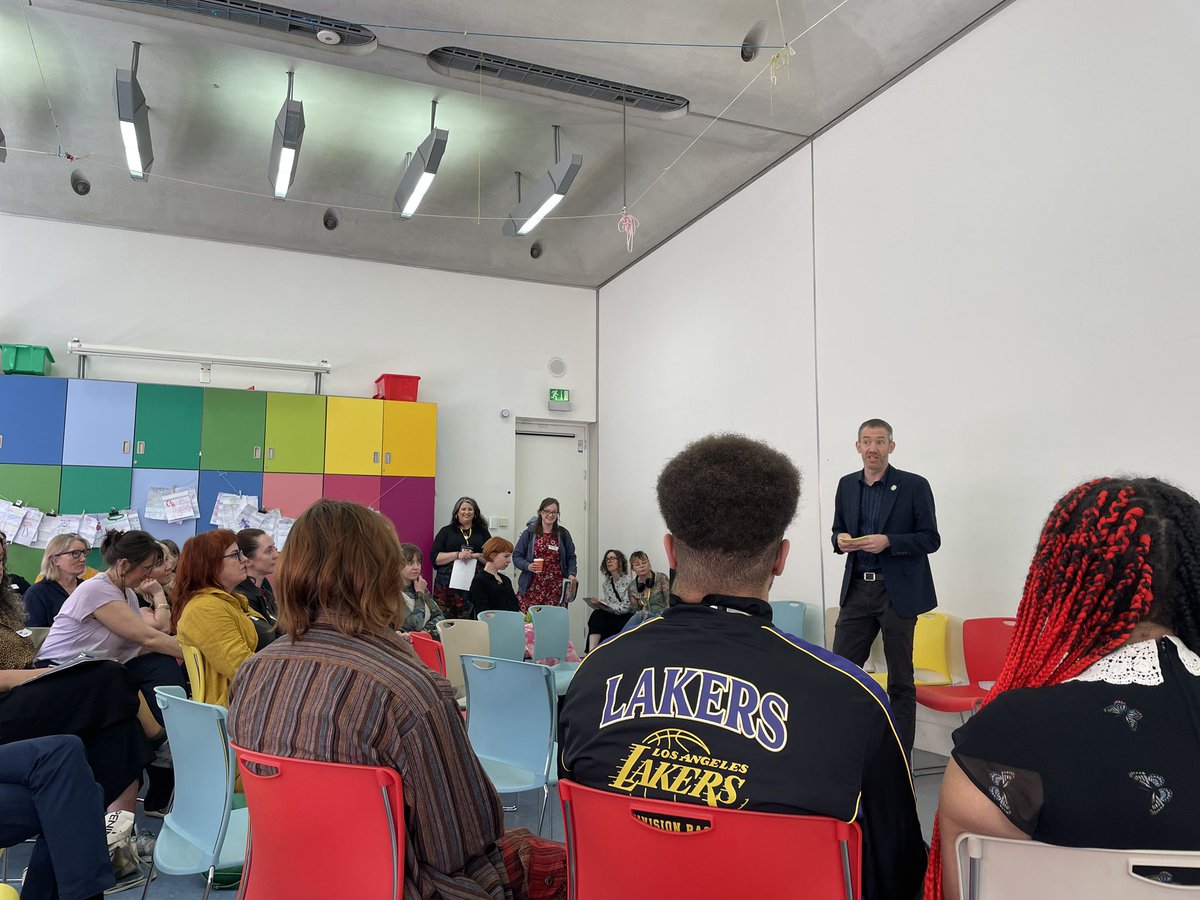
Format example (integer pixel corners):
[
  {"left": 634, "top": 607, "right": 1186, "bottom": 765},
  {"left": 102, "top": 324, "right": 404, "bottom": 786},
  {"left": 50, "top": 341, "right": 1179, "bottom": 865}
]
[
  {"left": 394, "top": 123, "right": 448, "bottom": 220},
  {"left": 503, "top": 153, "right": 582, "bottom": 237},
  {"left": 517, "top": 193, "right": 564, "bottom": 235},
  {"left": 268, "top": 73, "right": 305, "bottom": 201},
  {"left": 115, "top": 51, "right": 153, "bottom": 181},
  {"left": 274, "top": 147, "right": 296, "bottom": 200}
]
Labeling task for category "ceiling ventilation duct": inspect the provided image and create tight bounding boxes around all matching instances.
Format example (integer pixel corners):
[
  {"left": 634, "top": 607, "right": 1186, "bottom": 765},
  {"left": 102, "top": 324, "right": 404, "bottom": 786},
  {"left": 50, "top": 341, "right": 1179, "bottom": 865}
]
[
  {"left": 428, "top": 47, "right": 688, "bottom": 116},
  {"left": 107, "top": 0, "right": 377, "bottom": 50}
]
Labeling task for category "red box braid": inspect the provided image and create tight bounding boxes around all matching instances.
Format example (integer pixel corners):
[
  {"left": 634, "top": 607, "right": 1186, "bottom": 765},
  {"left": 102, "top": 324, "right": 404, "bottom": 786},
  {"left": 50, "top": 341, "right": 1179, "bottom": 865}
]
[{"left": 925, "top": 476, "right": 1200, "bottom": 899}]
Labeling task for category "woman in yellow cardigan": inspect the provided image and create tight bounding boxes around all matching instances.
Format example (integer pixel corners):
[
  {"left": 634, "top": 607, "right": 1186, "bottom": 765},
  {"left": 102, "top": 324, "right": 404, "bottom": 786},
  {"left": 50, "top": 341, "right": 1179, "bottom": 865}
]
[{"left": 172, "top": 529, "right": 263, "bottom": 708}]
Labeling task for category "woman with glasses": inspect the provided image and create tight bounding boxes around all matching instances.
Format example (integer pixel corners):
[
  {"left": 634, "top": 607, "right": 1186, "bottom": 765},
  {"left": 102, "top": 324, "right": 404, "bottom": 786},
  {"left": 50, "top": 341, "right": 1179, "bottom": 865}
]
[
  {"left": 513, "top": 497, "right": 579, "bottom": 614},
  {"left": 584, "top": 550, "right": 636, "bottom": 651},
  {"left": 172, "top": 530, "right": 264, "bottom": 707},
  {"left": 19, "top": 534, "right": 89, "bottom": 627}
]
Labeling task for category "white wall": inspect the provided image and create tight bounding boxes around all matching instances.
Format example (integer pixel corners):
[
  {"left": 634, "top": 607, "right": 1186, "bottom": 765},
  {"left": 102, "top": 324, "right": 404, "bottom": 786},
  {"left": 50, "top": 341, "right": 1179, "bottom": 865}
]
[
  {"left": 0, "top": 215, "right": 596, "bottom": 541},
  {"left": 599, "top": 0, "right": 1200, "bottom": 624}
]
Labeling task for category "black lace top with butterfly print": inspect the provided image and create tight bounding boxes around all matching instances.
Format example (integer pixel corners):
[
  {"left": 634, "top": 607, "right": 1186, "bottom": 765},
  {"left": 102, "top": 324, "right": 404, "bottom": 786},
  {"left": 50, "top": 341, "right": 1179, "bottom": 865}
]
[{"left": 951, "top": 638, "right": 1200, "bottom": 852}]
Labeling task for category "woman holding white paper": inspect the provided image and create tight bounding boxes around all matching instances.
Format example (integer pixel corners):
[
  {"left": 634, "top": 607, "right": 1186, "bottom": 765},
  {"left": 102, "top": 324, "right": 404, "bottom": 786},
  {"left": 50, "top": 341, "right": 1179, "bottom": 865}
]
[{"left": 430, "top": 497, "right": 491, "bottom": 619}]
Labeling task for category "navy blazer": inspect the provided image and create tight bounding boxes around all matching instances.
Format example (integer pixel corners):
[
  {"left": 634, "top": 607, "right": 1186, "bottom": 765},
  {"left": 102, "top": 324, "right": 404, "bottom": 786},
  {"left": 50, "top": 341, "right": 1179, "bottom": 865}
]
[{"left": 831, "top": 466, "right": 940, "bottom": 618}]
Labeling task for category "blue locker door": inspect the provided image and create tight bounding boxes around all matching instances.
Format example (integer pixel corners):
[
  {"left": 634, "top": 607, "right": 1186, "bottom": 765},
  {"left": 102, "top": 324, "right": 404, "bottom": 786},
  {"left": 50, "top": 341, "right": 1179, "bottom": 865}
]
[
  {"left": 197, "top": 470, "right": 263, "bottom": 534},
  {"left": 62, "top": 380, "right": 137, "bottom": 467},
  {"left": 130, "top": 468, "right": 200, "bottom": 545},
  {"left": 0, "top": 376, "right": 68, "bottom": 465}
]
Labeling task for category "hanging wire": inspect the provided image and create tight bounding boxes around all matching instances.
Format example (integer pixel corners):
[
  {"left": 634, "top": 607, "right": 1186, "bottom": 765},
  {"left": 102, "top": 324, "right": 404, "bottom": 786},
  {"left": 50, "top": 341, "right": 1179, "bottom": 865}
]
[{"left": 616, "top": 103, "right": 639, "bottom": 252}]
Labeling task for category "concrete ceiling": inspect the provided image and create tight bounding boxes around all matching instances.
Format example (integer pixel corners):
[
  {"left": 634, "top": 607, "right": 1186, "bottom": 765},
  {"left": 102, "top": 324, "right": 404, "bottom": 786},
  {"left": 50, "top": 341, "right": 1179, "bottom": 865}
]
[{"left": 0, "top": 0, "right": 1004, "bottom": 288}]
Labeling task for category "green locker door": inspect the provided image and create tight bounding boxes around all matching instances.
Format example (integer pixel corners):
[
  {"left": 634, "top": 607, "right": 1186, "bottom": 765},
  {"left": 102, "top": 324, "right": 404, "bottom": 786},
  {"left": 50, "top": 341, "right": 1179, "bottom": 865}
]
[
  {"left": 134, "top": 384, "right": 204, "bottom": 469},
  {"left": 264, "top": 393, "right": 327, "bottom": 474},
  {"left": 59, "top": 466, "right": 134, "bottom": 570},
  {"left": 0, "top": 463, "right": 63, "bottom": 581},
  {"left": 200, "top": 389, "right": 267, "bottom": 472}
]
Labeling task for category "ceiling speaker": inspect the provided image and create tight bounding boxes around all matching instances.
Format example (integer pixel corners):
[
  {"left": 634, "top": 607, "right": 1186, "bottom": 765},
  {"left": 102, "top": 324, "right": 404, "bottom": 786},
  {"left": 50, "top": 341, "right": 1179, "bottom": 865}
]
[{"left": 548, "top": 357, "right": 567, "bottom": 378}]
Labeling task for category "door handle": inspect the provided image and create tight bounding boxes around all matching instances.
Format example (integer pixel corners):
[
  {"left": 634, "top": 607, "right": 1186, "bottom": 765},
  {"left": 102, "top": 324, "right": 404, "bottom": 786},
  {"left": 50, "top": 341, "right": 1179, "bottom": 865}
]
[
  {"left": 136, "top": 441, "right": 146, "bottom": 454},
  {"left": 122, "top": 441, "right": 131, "bottom": 454},
  {"left": 253, "top": 446, "right": 262, "bottom": 459},
  {"left": 373, "top": 451, "right": 380, "bottom": 464},
  {"left": 384, "top": 452, "right": 392, "bottom": 465},
  {"left": 267, "top": 448, "right": 275, "bottom": 460}
]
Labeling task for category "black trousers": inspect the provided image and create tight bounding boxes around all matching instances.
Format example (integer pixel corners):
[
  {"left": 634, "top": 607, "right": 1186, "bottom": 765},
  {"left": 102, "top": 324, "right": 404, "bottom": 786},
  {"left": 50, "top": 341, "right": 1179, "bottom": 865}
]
[{"left": 832, "top": 579, "right": 917, "bottom": 758}]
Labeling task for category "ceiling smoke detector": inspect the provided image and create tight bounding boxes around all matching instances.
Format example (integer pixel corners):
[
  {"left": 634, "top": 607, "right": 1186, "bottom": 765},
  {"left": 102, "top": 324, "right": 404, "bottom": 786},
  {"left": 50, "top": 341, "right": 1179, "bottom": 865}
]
[{"left": 316, "top": 29, "right": 341, "bottom": 45}]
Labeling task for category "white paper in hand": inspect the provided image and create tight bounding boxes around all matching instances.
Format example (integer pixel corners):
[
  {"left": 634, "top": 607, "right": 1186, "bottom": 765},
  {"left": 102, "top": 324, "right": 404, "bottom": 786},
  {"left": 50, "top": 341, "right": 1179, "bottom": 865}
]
[{"left": 449, "top": 558, "right": 477, "bottom": 591}]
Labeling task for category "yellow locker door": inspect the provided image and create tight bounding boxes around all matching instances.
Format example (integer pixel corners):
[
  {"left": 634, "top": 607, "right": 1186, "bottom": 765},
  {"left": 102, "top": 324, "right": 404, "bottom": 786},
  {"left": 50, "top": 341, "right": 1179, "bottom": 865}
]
[
  {"left": 324, "top": 397, "right": 383, "bottom": 475},
  {"left": 381, "top": 401, "right": 437, "bottom": 477}
]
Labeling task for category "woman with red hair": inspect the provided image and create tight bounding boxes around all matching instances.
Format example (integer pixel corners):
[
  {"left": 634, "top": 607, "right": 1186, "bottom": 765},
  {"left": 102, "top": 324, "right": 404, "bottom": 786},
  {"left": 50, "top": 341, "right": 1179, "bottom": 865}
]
[
  {"left": 928, "top": 477, "right": 1200, "bottom": 897},
  {"left": 173, "top": 530, "right": 263, "bottom": 707}
]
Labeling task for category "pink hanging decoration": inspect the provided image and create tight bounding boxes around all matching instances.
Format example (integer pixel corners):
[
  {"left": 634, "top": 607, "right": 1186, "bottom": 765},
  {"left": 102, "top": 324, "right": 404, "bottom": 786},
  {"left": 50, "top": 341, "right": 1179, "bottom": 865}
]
[{"left": 617, "top": 208, "right": 640, "bottom": 253}]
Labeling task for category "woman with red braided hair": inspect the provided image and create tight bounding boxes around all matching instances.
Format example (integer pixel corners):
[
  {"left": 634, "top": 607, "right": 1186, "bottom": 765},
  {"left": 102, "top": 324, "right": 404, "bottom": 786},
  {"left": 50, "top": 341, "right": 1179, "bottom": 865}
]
[{"left": 928, "top": 477, "right": 1200, "bottom": 898}]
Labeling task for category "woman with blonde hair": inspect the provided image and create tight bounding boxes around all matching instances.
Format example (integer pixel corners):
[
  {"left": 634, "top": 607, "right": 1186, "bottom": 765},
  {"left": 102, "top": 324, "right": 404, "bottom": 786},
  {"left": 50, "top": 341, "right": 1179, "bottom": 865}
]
[
  {"left": 228, "top": 500, "right": 566, "bottom": 896},
  {"left": 21, "top": 533, "right": 91, "bottom": 627}
]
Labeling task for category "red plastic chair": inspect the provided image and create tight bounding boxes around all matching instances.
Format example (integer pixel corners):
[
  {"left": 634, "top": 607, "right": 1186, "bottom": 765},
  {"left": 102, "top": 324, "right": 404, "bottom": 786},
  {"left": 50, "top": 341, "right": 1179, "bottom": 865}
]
[
  {"left": 231, "top": 746, "right": 405, "bottom": 900},
  {"left": 408, "top": 631, "right": 448, "bottom": 676},
  {"left": 558, "top": 779, "right": 861, "bottom": 899},
  {"left": 917, "top": 617, "right": 1016, "bottom": 714}
]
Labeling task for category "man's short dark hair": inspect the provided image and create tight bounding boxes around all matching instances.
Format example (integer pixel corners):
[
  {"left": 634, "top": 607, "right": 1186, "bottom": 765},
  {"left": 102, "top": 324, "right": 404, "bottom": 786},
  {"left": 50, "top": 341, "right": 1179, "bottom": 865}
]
[
  {"left": 858, "top": 418, "right": 893, "bottom": 440},
  {"left": 656, "top": 434, "right": 801, "bottom": 594}
]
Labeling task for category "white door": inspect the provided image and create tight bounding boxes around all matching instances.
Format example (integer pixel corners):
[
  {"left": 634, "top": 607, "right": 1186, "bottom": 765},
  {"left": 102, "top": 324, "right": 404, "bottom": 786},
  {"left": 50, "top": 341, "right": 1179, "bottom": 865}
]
[{"left": 514, "top": 422, "right": 590, "bottom": 646}]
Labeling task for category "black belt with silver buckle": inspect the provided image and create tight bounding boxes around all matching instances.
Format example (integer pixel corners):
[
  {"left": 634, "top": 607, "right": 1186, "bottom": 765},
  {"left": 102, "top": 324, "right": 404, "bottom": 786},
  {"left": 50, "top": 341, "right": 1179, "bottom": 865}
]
[{"left": 860, "top": 572, "right": 884, "bottom": 582}]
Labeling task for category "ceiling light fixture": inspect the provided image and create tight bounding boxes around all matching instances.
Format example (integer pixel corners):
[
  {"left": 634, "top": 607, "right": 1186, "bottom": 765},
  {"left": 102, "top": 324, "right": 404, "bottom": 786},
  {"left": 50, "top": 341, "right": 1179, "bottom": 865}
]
[
  {"left": 394, "top": 99, "right": 448, "bottom": 220},
  {"left": 115, "top": 42, "right": 153, "bottom": 180},
  {"left": 268, "top": 71, "right": 305, "bottom": 200},
  {"left": 503, "top": 124, "right": 582, "bottom": 237}
]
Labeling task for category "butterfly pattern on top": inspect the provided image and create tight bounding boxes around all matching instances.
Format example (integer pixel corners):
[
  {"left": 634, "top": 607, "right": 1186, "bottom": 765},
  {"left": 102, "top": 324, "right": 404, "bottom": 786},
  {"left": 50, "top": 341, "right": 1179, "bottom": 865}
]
[
  {"left": 987, "top": 770, "right": 1016, "bottom": 815},
  {"left": 1104, "top": 700, "right": 1144, "bottom": 732},
  {"left": 1129, "top": 772, "right": 1173, "bottom": 816}
]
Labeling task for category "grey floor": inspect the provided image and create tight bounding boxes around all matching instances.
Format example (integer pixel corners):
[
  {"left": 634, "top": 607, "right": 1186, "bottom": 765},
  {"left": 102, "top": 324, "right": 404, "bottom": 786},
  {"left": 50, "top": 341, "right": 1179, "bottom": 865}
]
[{"left": 3, "top": 752, "right": 948, "bottom": 898}]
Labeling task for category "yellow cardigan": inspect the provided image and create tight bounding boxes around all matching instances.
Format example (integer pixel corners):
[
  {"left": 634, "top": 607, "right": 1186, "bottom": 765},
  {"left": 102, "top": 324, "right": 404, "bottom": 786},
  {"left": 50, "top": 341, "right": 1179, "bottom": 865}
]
[{"left": 176, "top": 587, "right": 262, "bottom": 708}]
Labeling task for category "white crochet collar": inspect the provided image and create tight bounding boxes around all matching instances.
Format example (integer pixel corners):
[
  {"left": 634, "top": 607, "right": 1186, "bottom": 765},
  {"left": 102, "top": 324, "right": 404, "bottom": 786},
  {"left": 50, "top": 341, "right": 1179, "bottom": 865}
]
[{"left": 1071, "top": 636, "right": 1200, "bottom": 686}]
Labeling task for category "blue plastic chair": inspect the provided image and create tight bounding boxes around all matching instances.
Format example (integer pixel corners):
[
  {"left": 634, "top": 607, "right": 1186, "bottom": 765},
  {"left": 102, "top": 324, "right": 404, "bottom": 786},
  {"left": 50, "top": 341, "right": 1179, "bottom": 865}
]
[
  {"left": 460, "top": 655, "right": 558, "bottom": 834},
  {"left": 142, "top": 686, "right": 248, "bottom": 900},
  {"left": 477, "top": 610, "right": 527, "bottom": 661},
  {"left": 528, "top": 604, "right": 580, "bottom": 695},
  {"left": 769, "top": 600, "right": 810, "bottom": 642}
]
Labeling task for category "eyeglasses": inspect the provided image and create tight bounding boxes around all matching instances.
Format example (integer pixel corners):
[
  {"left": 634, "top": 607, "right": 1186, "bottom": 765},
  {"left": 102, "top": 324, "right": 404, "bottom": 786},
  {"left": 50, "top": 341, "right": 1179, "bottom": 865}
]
[
  {"left": 53, "top": 549, "right": 89, "bottom": 561},
  {"left": 540, "top": 510, "right": 559, "bottom": 517},
  {"left": 604, "top": 555, "right": 619, "bottom": 561},
  {"left": 223, "top": 551, "right": 246, "bottom": 561}
]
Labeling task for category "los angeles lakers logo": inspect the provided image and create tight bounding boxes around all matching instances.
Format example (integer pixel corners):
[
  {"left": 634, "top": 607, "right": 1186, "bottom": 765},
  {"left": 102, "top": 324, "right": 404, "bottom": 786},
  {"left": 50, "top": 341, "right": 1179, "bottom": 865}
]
[{"left": 609, "top": 728, "right": 749, "bottom": 808}]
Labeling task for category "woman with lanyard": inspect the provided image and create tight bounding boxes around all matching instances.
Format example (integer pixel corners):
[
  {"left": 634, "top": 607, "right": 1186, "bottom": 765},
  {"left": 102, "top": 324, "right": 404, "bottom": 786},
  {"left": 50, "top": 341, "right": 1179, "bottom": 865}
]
[
  {"left": 622, "top": 550, "right": 672, "bottom": 631},
  {"left": 429, "top": 497, "right": 491, "bottom": 619}
]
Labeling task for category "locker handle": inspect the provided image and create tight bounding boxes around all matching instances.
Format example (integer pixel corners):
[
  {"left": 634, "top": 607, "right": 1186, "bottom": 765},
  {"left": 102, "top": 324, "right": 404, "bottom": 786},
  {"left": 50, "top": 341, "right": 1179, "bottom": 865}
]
[
  {"left": 122, "top": 441, "right": 131, "bottom": 454},
  {"left": 373, "top": 451, "right": 380, "bottom": 464},
  {"left": 385, "top": 452, "right": 392, "bottom": 465},
  {"left": 267, "top": 447, "right": 275, "bottom": 460},
  {"left": 0, "top": 435, "right": 4, "bottom": 449},
  {"left": 136, "top": 441, "right": 146, "bottom": 454},
  {"left": 253, "top": 446, "right": 262, "bottom": 459}
]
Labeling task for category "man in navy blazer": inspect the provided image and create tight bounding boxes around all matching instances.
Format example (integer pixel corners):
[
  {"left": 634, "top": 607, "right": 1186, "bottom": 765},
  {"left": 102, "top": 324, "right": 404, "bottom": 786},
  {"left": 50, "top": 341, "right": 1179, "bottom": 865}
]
[{"left": 831, "top": 418, "right": 940, "bottom": 758}]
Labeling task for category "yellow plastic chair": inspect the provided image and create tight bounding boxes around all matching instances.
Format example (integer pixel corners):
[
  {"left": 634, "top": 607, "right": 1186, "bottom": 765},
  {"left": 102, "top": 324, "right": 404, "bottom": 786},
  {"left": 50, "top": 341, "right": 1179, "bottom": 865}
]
[
  {"left": 435, "top": 619, "right": 490, "bottom": 702},
  {"left": 181, "top": 644, "right": 209, "bottom": 703},
  {"left": 869, "top": 611, "right": 952, "bottom": 689},
  {"left": 0, "top": 884, "right": 17, "bottom": 900}
]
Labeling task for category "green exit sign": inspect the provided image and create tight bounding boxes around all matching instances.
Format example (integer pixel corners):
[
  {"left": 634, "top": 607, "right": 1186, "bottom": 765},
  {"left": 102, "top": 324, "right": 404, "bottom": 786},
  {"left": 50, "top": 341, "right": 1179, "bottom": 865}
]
[{"left": 549, "top": 389, "right": 571, "bottom": 403}]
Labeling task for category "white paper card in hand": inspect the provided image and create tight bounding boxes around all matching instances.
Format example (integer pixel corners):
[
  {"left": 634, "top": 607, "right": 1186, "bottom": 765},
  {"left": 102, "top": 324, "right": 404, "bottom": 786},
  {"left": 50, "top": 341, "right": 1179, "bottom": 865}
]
[
  {"left": 14, "top": 509, "right": 43, "bottom": 547},
  {"left": 449, "top": 558, "right": 477, "bottom": 591}
]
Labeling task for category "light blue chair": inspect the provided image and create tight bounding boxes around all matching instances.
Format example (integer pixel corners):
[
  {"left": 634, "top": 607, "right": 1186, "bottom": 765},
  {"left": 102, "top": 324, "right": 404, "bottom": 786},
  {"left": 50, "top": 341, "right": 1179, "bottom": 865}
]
[
  {"left": 461, "top": 655, "right": 558, "bottom": 835},
  {"left": 142, "top": 686, "right": 248, "bottom": 900},
  {"left": 528, "top": 604, "right": 580, "bottom": 696},
  {"left": 770, "top": 600, "right": 810, "bottom": 642},
  {"left": 477, "top": 610, "right": 527, "bottom": 661}
]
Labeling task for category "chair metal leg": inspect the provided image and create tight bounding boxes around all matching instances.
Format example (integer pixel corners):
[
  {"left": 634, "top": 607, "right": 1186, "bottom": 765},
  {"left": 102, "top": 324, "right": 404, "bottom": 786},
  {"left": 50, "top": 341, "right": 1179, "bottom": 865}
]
[
  {"left": 538, "top": 785, "right": 549, "bottom": 836},
  {"left": 139, "top": 857, "right": 158, "bottom": 900},
  {"left": 200, "top": 865, "right": 215, "bottom": 900}
]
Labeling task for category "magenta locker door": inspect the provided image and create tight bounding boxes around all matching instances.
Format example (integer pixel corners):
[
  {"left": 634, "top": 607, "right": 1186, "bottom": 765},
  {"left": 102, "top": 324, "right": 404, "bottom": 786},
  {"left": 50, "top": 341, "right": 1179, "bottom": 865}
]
[
  {"left": 380, "top": 476, "right": 436, "bottom": 583},
  {"left": 322, "top": 474, "right": 383, "bottom": 511}
]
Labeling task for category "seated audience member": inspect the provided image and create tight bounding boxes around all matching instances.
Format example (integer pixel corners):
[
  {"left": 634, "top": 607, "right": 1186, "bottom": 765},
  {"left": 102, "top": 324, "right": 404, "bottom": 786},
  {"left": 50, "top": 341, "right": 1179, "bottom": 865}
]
[
  {"left": 227, "top": 500, "right": 565, "bottom": 898},
  {"left": 236, "top": 528, "right": 279, "bottom": 631},
  {"left": 928, "top": 477, "right": 1200, "bottom": 899},
  {"left": 135, "top": 542, "right": 176, "bottom": 634},
  {"left": 584, "top": 550, "right": 636, "bottom": 651},
  {"left": 173, "top": 530, "right": 262, "bottom": 707},
  {"left": 21, "top": 534, "right": 90, "bottom": 627},
  {"left": 468, "top": 537, "right": 520, "bottom": 616},
  {"left": 629, "top": 550, "right": 670, "bottom": 617},
  {"left": 0, "top": 735, "right": 120, "bottom": 900},
  {"left": 398, "top": 543, "right": 445, "bottom": 636},
  {"left": 560, "top": 434, "right": 926, "bottom": 900},
  {"left": 0, "top": 534, "right": 30, "bottom": 598}
]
